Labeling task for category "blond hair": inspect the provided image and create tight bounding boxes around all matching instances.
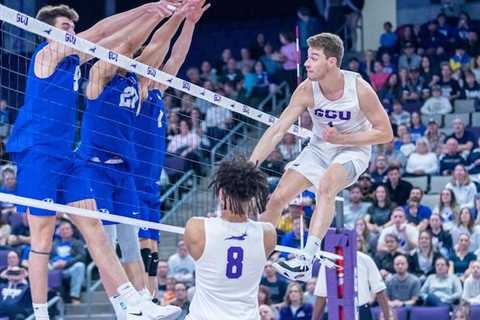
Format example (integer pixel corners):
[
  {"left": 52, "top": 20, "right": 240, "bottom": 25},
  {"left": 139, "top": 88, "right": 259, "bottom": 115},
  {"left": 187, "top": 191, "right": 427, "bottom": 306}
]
[
  {"left": 36, "top": 5, "right": 79, "bottom": 26},
  {"left": 307, "top": 33, "right": 344, "bottom": 67}
]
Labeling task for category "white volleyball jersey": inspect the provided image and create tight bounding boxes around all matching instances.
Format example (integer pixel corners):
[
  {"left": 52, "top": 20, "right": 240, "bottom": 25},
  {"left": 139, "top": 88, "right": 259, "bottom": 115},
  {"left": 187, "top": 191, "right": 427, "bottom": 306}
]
[
  {"left": 186, "top": 217, "right": 267, "bottom": 320},
  {"left": 307, "top": 70, "right": 372, "bottom": 155}
]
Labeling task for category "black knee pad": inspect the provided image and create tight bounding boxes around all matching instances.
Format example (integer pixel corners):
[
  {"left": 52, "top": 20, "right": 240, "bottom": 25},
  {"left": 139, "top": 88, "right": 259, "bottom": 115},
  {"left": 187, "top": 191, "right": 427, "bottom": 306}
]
[
  {"left": 148, "top": 252, "right": 159, "bottom": 277},
  {"left": 140, "top": 248, "right": 151, "bottom": 273}
]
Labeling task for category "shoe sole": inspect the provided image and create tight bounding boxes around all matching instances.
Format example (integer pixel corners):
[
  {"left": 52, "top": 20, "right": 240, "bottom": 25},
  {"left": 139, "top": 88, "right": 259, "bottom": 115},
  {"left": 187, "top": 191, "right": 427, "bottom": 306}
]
[{"left": 273, "top": 262, "right": 311, "bottom": 282}]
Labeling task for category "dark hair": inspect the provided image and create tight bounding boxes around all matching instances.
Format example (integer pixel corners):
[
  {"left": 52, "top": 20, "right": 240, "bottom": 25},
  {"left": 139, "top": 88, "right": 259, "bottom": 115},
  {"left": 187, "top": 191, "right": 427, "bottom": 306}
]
[
  {"left": 36, "top": 5, "right": 79, "bottom": 26},
  {"left": 298, "top": 6, "right": 311, "bottom": 16},
  {"left": 280, "top": 32, "right": 295, "bottom": 43},
  {"left": 387, "top": 165, "right": 400, "bottom": 173},
  {"left": 434, "top": 255, "right": 448, "bottom": 266},
  {"left": 209, "top": 157, "right": 268, "bottom": 216}
]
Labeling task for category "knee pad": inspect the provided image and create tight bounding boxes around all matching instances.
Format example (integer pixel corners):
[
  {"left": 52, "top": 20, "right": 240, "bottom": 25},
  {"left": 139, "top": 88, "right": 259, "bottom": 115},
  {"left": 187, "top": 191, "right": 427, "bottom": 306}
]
[
  {"left": 141, "top": 248, "right": 152, "bottom": 273},
  {"left": 148, "top": 252, "right": 159, "bottom": 277}
]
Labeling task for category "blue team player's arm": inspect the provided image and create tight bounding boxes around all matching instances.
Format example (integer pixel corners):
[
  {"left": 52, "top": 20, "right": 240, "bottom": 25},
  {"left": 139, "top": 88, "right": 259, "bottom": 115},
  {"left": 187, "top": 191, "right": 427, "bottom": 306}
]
[
  {"left": 35, "top": 1, "right": 176, "bottom": 80},
  {"left": 152, "top": 1, "right": 210, "bottom": 94},
  {"left": 86, "top": 12, "right": 167, "bottom": 101}
]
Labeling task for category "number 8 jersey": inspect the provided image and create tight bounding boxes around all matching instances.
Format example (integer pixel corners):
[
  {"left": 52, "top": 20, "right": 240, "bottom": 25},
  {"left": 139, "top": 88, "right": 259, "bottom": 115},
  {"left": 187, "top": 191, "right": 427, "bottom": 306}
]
[{"left": 187, "top": 217, "right": 267, "bottom": 320}]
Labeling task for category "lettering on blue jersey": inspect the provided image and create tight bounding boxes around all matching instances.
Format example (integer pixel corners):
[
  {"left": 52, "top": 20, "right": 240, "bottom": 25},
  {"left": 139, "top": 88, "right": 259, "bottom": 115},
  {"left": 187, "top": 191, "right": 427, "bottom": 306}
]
[
  {"left": 242, "top": 105, "right": 250, "bottom": 115},
  {"left": 313, "top": 108, "right": 351, "bottom": 120},
  {"left": 214, "top": 94, "right": 221, "bottom": 102},
  {"left": 147, "top": 67, "right": 157, "bottom": 77},
  {"left": 16, "top": 13, "right": 28, "bottom": 26},
  {"left": 65, "top": 33, "right": 77, "bottom": 45},
  {"left": 157, "top": 110, "right": 164, "bottom": 128},
  {"left": 108, "top": 51, "right": 119, "bottom": 62},
  {"left": 182, "top": 81, "right": 191, "bottom": 91},
  {"left": 73, "top": 66, "right": 81, "bottom": 92},
  {"left": 119, "top": 86, "right": 139, "bottom": 109}
]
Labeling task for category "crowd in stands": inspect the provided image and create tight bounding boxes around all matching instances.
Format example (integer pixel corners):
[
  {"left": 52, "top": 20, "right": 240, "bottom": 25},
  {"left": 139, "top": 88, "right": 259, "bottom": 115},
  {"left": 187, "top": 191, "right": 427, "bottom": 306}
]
[{"left": 2, "top": 4, "right": 480, "bottom": 320}]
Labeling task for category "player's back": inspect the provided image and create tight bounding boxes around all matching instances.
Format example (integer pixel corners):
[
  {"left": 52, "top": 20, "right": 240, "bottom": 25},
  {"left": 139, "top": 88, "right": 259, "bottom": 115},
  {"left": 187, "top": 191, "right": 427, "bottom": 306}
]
[
  {"left": 187, "top": 217, "right": 267, "bottom": 320},
  {"left": 7, "top": 41, "right": 81, "bottom": 156}
]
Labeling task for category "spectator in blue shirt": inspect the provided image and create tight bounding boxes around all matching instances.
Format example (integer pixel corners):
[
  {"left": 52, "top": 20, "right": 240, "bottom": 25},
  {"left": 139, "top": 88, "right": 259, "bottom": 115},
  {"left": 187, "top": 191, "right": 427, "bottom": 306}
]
[
  {"left": 379, "top": 21, "right": 397, "bottom": 49},
  {"left": 404, "top": 187, "right": 432, "bottom": 225},
  {"left": 279, "top": 282, "right": 313, "bottom": 320},
  {"left": 50, "top": 221, "right": 86, "bottom": 304},
  {"left": 279, "top": 216, "right": 308, "bottom": 259}
]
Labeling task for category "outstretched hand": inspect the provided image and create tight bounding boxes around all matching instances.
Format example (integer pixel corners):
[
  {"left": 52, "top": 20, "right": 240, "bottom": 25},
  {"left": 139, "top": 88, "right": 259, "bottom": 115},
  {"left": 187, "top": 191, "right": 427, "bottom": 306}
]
[{"left": 186, "top": 0, "right": 211, "bottom": 23}]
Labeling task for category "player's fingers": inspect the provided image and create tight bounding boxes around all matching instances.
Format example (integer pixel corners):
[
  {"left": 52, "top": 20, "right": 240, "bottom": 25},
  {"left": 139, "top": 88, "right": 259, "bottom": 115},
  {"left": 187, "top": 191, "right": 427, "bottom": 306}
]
[{"left": 202, "top": 3, "right": 211, "bottom": 13}]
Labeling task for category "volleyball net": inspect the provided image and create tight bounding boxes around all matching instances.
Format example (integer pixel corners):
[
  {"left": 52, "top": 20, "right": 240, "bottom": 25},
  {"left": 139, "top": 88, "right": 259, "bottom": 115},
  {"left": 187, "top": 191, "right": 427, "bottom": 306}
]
[{"left": 0, "top": 3, "right": 324, "bottom": 253}]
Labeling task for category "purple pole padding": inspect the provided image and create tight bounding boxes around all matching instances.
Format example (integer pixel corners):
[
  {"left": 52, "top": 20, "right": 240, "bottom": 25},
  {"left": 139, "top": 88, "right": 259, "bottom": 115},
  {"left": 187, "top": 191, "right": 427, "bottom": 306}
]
[{"left": 323, "top": 229, "right": 358, "bottom": 320}]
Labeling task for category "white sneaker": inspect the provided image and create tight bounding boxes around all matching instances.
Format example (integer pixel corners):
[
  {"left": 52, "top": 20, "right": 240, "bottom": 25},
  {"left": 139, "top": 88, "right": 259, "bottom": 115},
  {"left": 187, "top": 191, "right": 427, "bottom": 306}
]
[
  {"left": 274, "top": 254, "right": 313, "bottom": 282},
  {"left": 126, "top": 301, "right": 181, "bottom": 320}
]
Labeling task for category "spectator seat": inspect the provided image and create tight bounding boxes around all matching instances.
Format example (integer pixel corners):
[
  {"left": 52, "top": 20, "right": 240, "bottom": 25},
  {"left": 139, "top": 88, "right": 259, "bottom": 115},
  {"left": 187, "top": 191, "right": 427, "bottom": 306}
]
[
  {"left": 0, "top": 250, "right": 8, "bottom": 269},
  {"left": 371, "top": 306, "right": 408, "bottom": 320},
  {"left": 472, "top": 112, "right": 480, "bottom": 127},
  {"left": 429, "top": 176, "right": 451, "bottom": 194},
  {"left": 471, "top": 305, "right": 480, "bottom": 319},
  {"left": 454, "top": 99, "right": 475, "bottom": 113},
  {"left": 48, "top": 270, "right": 63, "bottom": 291},
  {"left": 403, "top": 176, "right": 428, "bottom": 192},
  {"left": 421, "top": 194, "right": 438, "bottom": 209},
  {"left": 409, "top": 306, "right": 449, "bottom": 320},
  {"left": 444, "top": 113, "right": 470, "bottom": 127},
  {"left": 421, "top": 114, "right": 443, "bottom": 127}
]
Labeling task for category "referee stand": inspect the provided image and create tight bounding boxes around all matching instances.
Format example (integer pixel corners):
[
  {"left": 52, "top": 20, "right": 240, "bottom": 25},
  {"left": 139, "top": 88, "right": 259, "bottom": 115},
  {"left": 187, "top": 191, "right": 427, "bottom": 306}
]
[{"left": 323, "top": 198, "right": 359, "bottom": 320}]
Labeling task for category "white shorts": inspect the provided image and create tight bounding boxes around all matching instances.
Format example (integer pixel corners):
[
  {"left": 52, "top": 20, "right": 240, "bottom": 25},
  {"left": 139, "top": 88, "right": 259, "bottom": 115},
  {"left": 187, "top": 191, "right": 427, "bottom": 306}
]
[{"left": 285, "top": 141, "right": 371, "bottom": 191}]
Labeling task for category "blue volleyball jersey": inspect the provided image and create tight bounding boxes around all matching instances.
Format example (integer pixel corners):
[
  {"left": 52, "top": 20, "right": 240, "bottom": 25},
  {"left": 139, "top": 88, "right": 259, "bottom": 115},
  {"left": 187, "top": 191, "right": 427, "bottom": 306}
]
[
  {"left": 133, "top": 89, "right": 167, "bottom": 195},
  {"left": 7, "top": 41, "right": 81, "bottom": 156},
  {"left": 77, "top": 72, "right": 139, "bottom": 172}
]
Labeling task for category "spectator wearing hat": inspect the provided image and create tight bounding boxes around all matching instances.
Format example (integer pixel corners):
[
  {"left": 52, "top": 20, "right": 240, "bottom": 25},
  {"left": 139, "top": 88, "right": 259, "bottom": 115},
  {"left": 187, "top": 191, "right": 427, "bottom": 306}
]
[
  {"left": 277, "top": 199, "right": 304, "bottom": 237},
  {"left": 279, "top": 216, "right": 308, "bottom": 259},
  {"left": 358, "top": 173, "right": 375, "bottom": 202},
  {"left": 420, "top": 85, "right": 452, "bottom": 115},
  {"left": 398, "top": 42, "right": 421, "bottom": 70}
]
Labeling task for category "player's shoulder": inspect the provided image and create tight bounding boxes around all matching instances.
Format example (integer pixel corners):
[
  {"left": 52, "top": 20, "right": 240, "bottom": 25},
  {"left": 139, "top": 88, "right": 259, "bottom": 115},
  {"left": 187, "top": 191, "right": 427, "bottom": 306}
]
[
  {"left": 293, "top": 79, "right": 314, "bottom": 103},
  {"left": 186, "top": 216, "right": 207, "bottom": 229}
]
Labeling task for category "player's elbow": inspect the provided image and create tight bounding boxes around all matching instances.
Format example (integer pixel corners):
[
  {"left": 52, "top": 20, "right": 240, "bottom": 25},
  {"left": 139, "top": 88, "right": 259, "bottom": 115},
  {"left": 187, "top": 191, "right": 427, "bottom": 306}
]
[{"left": 378, "top": 124, "right": 394, "bottom": 144}]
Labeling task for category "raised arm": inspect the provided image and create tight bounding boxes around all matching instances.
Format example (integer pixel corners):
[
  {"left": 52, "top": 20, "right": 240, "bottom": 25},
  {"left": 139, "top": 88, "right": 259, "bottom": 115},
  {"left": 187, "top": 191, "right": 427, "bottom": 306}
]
[
  {"left": 35, "top": 2, "right": 175, "bottom": 79},
  {"left": 323, "top": 77, "right": 394, "bottom": 146},
  {"left": 153, "top": 1, "right": 210, "bottom": 93},
  {"left": 86, "top": 12, "right": 166, "bottom": 100},
  {"left": 249, "top": 80, "right": 311, "bottom": 166},
  {"left": 136, "top": 1, "right": 199, "bottom": 70}
]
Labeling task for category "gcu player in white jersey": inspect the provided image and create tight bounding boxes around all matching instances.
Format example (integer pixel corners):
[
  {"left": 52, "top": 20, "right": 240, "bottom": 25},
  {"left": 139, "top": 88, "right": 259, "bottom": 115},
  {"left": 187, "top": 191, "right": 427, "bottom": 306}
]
[
  {"left": 250, "top": 33, "right": 393, "bottom": 281},
  {"left": 184, "top": 158, "right": 276, "bottom": 320}
]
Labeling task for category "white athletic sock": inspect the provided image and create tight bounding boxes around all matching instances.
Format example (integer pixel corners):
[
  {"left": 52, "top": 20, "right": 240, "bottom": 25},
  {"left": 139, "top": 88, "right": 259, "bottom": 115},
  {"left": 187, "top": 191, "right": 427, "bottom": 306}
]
[
  {"left": 303, "top": 235, "right": 322, "bottom": 260},
  {"left": 32, "top": 303, "right": 49, "bottom": 320},
  {"left": 117, "top": 282, "right": 143, "bottom": 306},
  {"left": 140, "top": 287, "right": 152, "bottom": 299},
  {"left": 109, "top": 295, "right": 127, "bottom": 320}
]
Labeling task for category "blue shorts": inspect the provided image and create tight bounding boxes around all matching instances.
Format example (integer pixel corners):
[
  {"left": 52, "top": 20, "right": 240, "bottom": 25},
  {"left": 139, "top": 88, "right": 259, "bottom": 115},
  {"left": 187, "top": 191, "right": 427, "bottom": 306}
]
[
  {"left": 12, "top": 150, "right": 94, "bottom": 216},
  {"left": 138, "top": 189, "right": 161, "bottom": 241},
  {"left": 86, "top": 161, "right": 140, "bottom": 225}
]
